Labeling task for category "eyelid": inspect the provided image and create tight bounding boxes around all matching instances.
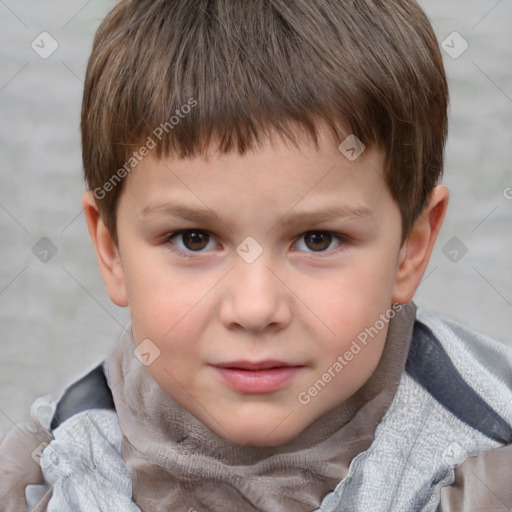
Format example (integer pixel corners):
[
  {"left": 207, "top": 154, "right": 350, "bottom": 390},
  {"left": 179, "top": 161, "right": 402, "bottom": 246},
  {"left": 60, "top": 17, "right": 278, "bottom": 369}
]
[
  {"left": 166, "top": 229, "right": 219, "bottom": 256},
  {"left": 164, "top": 229, "right": 349, "bottom": 258},
  {"left": 292, "top": 231, "right": 348, "bottom": 255}
]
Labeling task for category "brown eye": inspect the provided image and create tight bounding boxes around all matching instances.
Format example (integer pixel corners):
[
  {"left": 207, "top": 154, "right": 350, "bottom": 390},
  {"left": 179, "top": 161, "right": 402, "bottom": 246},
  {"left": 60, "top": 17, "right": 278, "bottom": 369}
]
[
  {"left": 304, "top": 232, "right": 333, "bottom": 252},
  {"left": 181, "top": 231, "right": 210, "bottom": 250},
  {"left": 168, "top": 230, "right": 215, "bottom": 253}
]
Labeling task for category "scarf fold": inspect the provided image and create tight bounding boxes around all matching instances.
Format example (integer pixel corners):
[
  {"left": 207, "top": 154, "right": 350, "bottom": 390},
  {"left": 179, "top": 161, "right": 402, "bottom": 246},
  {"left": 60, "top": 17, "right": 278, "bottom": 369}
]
[{"left": 105, "top": 302, "right": 417, "bottom": 512}]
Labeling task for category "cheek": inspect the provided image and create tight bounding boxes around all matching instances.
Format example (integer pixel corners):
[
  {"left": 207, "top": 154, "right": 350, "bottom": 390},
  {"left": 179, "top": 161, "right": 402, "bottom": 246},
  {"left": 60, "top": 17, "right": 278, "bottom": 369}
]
[
  {"left": 123, "top": 264, "right": 200, "bottom": 346},
  {"left": 120, "top": 244, "right": 213, "bottom": 324},
  {"left": 316, "top": 261, "right": 396, "bottom": 332},
  {"left": 302, "top": 257, "right": 397, "bottom": 381}
]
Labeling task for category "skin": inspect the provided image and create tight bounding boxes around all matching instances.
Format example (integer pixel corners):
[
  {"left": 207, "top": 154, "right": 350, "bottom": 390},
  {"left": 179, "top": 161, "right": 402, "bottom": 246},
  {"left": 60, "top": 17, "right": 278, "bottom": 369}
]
[{"left": 83, "top": 127, "right": 448, "bottom": 446}]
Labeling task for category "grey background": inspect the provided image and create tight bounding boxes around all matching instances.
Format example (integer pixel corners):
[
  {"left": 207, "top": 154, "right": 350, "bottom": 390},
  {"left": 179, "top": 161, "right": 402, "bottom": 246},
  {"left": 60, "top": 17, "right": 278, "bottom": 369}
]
[{"left": 1, "top": 0, "right": 511, "bottom": 437}]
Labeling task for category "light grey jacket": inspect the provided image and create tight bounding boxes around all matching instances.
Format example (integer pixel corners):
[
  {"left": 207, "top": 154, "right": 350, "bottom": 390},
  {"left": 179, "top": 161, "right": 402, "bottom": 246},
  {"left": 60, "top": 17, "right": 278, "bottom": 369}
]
[{"left": 1, "top": 308, "right": 512, "bottom": 511}]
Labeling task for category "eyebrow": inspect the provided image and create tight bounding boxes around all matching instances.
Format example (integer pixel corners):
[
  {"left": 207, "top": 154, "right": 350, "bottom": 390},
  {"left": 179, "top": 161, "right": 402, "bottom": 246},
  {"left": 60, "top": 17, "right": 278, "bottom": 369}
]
[
  {"left": 141, "top": 202, "right": 235, "bottom": 228},
  {"left": 140, "top": 201, "right": 373, "bottom": 229},
  {"left": 278, "top": 205, "right": 373, "bottom": 227}
]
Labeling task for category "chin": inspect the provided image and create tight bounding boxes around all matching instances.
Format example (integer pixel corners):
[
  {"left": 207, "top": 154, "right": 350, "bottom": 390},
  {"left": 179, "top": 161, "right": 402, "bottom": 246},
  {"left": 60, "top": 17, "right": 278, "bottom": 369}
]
[{"left": 213, "top": 420, "right": 302, "bottom": 447}]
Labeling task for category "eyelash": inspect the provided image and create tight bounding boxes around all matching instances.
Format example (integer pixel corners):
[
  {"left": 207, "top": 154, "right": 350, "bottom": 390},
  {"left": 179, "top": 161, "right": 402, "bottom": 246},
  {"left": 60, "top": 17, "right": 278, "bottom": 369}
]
[{"left": 164, "top": 229, "right": 348, "bottom": 259}]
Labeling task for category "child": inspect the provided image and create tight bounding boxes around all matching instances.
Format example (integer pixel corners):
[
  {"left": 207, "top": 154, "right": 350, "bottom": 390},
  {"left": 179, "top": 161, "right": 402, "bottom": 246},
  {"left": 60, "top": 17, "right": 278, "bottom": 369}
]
[{"left": 1, "top": 0, "right": 511, "bottom": 511}]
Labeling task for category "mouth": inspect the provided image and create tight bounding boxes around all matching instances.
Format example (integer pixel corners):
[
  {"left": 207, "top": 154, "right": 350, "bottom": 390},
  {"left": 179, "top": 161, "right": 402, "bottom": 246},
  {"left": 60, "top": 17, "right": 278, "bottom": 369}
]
[
  {"left": 213, "top": 360, "right": 302, "bottom": 371},
  {"left": 210, "top": 360, "right": 305, "bottom": 393}
]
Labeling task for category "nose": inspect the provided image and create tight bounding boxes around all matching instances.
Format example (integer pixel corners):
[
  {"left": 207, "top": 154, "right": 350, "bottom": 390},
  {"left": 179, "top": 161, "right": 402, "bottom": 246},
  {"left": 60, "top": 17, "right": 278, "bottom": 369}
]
[{"left": 219, "top": 257, "right": 292, "bottom": 333}]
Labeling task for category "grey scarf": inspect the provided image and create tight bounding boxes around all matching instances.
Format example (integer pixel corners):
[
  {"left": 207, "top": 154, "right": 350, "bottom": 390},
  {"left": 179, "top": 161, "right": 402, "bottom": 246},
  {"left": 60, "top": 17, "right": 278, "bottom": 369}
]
[{"left": 105, "top": 302, "right": 416, "bottom": 512}]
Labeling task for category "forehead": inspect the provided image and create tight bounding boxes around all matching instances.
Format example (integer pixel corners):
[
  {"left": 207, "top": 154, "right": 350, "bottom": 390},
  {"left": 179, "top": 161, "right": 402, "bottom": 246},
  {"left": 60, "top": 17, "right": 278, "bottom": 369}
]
[{"left": 119, "top": 129, "right": 394, "bottom": 226}]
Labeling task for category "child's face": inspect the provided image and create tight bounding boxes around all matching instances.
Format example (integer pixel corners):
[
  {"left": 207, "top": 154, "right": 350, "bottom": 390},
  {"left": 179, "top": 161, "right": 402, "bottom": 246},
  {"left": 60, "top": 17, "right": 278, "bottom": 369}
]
[{"left": 111, "top": 129, "right": 407, "bottom": 446}]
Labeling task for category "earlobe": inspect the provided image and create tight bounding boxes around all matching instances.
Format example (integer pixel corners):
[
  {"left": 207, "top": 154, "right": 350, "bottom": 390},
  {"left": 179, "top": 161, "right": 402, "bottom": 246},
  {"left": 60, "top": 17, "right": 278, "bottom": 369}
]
[
  {"left": 82, "top": 191, "right": 128, "bottom": 307},
  {"left": 392, "top": 186, "right": 449, "bottom": 305}
]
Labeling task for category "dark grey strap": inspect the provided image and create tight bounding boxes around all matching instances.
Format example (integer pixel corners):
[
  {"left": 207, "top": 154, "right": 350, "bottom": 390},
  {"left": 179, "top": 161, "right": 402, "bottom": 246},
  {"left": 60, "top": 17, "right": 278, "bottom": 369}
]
[
  {"left": 50, "top": 363, "right": 115, "bottom": 430},
  {"left": 406, "top": 321, "right": 512, "bottom": 444}
]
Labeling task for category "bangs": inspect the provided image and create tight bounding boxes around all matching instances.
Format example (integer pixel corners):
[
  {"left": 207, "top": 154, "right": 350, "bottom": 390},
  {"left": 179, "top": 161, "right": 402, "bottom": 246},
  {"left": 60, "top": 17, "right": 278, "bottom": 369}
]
[
  {"left": 96, "top": 0, "right": 386, "bottom": 161},
  {"left": 82, "top": 0, "right": 448, "bottom": 239}
]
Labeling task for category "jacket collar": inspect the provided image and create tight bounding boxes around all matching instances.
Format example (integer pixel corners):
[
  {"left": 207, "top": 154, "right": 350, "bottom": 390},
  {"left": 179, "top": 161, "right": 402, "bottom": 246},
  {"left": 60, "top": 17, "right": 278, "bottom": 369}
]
[{"left": 105, "top": 302, "right": 417, "bottom": 512}]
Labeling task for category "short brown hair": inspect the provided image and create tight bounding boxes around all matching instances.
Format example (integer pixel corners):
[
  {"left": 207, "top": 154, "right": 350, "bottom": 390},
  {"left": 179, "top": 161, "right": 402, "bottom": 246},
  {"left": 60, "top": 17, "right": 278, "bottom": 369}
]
[{"left": 81, "top": 0, "right": 448, "bottom": 242}]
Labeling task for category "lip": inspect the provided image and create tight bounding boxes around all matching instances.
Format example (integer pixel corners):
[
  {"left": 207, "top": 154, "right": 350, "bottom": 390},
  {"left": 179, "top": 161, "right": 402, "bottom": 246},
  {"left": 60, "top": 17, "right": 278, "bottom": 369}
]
[
  {"left": 211, "top": 360, "right": 304, "bottom": 393},
  {"left": 213, "top": 359, "right": 299, "bottom": 371}
]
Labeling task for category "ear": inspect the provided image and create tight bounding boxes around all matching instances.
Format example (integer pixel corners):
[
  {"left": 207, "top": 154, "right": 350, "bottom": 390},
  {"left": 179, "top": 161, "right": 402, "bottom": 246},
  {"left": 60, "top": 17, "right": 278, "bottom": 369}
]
[
  {"left": 392, "top": 185, "right": 449, "bottom": 304},
  {"left": 82, "top": 191, "right": 128, "bottom": 307}
]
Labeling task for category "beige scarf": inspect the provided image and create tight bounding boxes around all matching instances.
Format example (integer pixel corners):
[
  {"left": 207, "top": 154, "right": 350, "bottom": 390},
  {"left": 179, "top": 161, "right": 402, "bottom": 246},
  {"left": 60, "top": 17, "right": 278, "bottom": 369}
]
[{"left": 105, "top": 302, "right": 416, "bottom": 512}]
